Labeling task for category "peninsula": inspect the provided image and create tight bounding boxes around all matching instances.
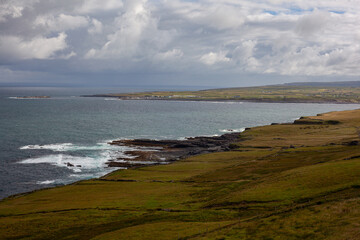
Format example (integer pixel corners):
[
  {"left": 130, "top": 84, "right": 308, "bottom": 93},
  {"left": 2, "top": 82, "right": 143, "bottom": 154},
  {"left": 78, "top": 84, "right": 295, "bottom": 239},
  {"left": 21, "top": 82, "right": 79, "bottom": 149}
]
[
  {"left": 1, "top": 108, "right": 360, "bottom": 239},
  {"left": 84, "top": 83, "right": 360, "bottom": 103}
]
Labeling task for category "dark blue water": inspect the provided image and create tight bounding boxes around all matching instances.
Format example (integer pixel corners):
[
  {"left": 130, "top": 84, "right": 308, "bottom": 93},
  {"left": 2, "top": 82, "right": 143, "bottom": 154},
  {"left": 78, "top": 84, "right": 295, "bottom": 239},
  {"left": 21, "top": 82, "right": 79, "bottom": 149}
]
[{"left": 0, "top": 87, "right": 359, "bottom": 199}]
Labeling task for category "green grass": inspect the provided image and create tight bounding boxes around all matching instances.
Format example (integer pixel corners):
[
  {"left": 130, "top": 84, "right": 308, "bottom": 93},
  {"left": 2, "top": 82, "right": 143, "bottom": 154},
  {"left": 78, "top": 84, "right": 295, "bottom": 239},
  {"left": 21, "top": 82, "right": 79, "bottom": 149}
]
[
  {"left": 228, "top": 159, "right": 360, "bottom": 202},
  {"left": 1, "top": 109, "right": 360, "bottom": 239}
]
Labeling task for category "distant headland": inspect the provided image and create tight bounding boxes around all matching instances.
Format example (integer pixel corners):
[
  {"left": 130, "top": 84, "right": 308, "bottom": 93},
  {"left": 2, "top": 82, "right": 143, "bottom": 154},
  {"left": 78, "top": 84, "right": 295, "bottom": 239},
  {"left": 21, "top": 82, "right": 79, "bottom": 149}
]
[{"left": 83, "top": 81, "right": 360, "bottom": 104}]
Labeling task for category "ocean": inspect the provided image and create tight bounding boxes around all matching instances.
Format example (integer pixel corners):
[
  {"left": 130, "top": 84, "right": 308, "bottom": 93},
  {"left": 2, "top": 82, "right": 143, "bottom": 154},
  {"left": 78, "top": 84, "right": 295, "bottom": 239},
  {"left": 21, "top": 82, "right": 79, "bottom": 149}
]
[{"left": 0, "top": 87, "right": 359, "bottom": 199}]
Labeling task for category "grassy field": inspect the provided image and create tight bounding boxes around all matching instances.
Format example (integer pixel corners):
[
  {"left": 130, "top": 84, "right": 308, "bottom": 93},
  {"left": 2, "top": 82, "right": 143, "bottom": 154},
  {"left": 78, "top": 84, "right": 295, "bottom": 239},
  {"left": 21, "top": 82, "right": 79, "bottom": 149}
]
[
  {"left": 101, "top": 85, "right": 360, "bottom": 103},
  {"left": 1, "top": 109, "right": 360, "bottom": 239}
]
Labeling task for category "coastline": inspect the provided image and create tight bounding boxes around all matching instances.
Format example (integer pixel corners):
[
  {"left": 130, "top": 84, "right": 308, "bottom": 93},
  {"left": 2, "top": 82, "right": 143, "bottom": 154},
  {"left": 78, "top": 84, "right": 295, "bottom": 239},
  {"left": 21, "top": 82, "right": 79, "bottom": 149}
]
[
  {"left": 2, "top": 108, "right": 360, "bottom": 239},
  {"left": 1, "top": 105, "right": 357, "bottom": 201},
  {"left": 105, "top": 132, "right": 241, "bottom": 168},
  {"left": 83, "top": 95, "right": 360, "bottom": 104},
  {"left": 4, "top": 98, "right": 358, "bottom": 201},
  {"left": 0, "top": 131, "right": 243, "bottom": 201}
]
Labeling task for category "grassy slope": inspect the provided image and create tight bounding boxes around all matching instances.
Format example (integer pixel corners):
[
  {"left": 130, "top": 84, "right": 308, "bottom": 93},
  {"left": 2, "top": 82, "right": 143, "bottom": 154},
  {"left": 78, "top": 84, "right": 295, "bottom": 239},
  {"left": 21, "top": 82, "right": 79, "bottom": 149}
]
[
  {"left": 1, "top": 109, "right": 360, "bottom": 239},
  {"left": 106, "top": 85, "right": 360, "bottom": 103}
]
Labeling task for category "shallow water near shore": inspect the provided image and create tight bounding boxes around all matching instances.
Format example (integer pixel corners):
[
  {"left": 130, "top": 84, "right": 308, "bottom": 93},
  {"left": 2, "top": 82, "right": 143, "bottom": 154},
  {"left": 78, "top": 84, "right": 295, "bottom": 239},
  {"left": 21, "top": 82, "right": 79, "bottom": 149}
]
[{"left": 0, "top": 87, "right": 359, "bottom": 199}]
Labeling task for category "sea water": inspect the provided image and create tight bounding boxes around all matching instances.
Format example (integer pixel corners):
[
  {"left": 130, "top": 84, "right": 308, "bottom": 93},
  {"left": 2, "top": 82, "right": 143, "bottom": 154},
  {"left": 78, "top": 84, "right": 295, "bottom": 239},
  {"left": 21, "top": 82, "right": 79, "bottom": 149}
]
[{"left": 0, "top": 87, "right": 359, "bottom": 199}]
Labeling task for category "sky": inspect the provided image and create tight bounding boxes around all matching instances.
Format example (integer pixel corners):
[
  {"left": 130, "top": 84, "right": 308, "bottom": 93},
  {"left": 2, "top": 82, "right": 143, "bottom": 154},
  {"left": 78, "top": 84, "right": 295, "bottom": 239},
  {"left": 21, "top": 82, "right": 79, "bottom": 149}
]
[{"left": 0, "top": 0, "right": 360, "bottom": 88}]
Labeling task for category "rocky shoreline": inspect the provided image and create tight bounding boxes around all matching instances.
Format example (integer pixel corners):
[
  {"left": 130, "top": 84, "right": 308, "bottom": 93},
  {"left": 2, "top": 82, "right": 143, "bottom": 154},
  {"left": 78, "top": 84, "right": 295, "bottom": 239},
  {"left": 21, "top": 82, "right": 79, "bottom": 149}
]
[{"left": 106, "top": 132, "right": 242, "bottom": 168}]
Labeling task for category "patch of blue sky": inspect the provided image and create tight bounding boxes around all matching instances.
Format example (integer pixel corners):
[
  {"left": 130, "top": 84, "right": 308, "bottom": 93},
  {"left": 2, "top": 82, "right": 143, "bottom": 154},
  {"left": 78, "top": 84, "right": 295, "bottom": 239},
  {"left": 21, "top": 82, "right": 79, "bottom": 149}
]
[
  {"left": 264, "top": 7, "right": 344, "bottom": 16},
  {"left": 328, "top": 10, "right": 346, "bottom": 14},
  {"left": 263, "top": 8, "right": 312, "bottom": 16},
  {"left": 264, "top": 10, "right": 278, "bottom": 15},
  {"left": 288, "top": 7, "right": 314, "bottom": 14},
  {"left": 289, "top": 6, "right": 346, "bottom": 15}
]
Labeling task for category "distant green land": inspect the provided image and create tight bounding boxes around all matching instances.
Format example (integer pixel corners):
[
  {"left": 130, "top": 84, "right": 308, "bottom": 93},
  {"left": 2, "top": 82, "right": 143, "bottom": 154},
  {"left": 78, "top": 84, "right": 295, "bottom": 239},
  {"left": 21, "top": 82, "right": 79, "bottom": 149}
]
[
  {"left": 88, "top": 85, "right": 360, "bottom": 103},
  {"left": 1, "top": 109, "right": 360, "bottom": 239}
]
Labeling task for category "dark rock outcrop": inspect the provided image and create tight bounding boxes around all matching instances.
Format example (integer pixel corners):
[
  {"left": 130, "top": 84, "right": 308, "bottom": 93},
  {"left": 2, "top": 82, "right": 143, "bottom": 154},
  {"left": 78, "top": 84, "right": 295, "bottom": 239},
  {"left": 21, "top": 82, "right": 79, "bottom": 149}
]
[{"left": 107, "top": 133, "right": 240, "bottom": 168}]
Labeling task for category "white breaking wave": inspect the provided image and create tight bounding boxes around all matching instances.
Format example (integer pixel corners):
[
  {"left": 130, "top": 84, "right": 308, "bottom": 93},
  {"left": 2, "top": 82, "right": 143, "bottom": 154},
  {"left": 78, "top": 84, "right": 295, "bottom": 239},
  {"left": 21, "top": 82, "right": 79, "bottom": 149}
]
[
  {"left": 8, "top": 97, "right": 51, "bottom": 100},
  {"left": 18, "top": 141, "right": 152, "bottom": 174},
  {"left": 104, "top": 98, "right": 119, "bottom": 101},
  {"left": 202, "top": 134, "right": 220, "bottom": 137},
  {"left": 206, "top": 101, "right": 243, "bottom": 104},
  {"left": 36, "top": 180, "right": 56, "bottom": 185},
  {"left": 19, "top": 154, "right": 104, "bottom": 170},
  {"left": 18, "top": 139, "right": 182, "bottom": 185},
  {"left": 20, "top": 143, "right": 74, "bottom": 151},
  {"left": 19, "top": 141, "right": 129, "bottom": 152},
  {"left": 178, "top": 134, "right": 220, "bottom": 139},
  {"left": 219, "top": 128, "right": 245, "bottom": 133}
]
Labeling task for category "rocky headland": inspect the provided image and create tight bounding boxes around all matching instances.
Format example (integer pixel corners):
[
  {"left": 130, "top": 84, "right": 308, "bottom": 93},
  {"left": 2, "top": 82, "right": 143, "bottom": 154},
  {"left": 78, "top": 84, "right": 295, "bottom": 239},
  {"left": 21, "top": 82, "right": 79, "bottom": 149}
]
[{"left": 106, "top": 132, "right": 241, "bottom": 168}]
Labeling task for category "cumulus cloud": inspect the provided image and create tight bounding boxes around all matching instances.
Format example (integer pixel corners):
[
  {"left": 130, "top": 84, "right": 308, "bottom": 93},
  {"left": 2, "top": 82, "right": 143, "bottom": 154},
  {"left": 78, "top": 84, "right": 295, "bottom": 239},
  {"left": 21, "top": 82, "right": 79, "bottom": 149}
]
[
  {"left": 155, "top": 49, "right": 183, "bottom": 60},
  {"left": 88, "top": 18, "right": 103, "bottom": 34},
  {"left": 34, "top": 14, "right": 89, "bottom": 32},
  {"left": 0, "top": 33, "right": 67, "bottom": 60},
  {"left": 86, "top": 0, "right": 152, "bottom": 58},
  {"left": 0, "top": 4, "right": 23, "bottom": 22},
  {"left": 187, "top": 4, "right": 245, "bottom": 30},
  {"left": 0, "top": 0, "right": 39, "bottom": 22},
  {"left": 200, "top": 52, "right": 230, "bottom": 65},
  {"left": 85, "top": 0, "right": 173, "bottom": 60},
  {"left": 1, "top": 0, "right": 360, "bottom": 86},
  {"left": 76, "top": 0, "right": 123, "bottom": 14},
  {"left": 295, "top": 10, "right": 331, "bottom": 37}
]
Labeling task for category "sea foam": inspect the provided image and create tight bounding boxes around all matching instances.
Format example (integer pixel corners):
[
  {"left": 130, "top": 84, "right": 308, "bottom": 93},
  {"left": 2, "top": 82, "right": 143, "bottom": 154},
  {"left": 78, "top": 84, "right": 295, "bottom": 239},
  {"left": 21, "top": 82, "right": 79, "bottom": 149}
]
[
  {"left": 36, "top": 180, "right": 56, "bottom": 185},
  {"left": 19, "top": 142, "right": 124, "bottom": 152},
  {"left": 104, "top": 98, "right": 119, "bottom": 101},
  {"left": 18, "top": 141, "right": 147, "bottom": 172},
  {"left": 20, "top": 143, "right": 74, "bottom": 151},
  {"left": 219, "top": 128, "right": 245, "bottom": 133},
  {"left": 19, "top": 154, "right": 102, "bottom": 169}
]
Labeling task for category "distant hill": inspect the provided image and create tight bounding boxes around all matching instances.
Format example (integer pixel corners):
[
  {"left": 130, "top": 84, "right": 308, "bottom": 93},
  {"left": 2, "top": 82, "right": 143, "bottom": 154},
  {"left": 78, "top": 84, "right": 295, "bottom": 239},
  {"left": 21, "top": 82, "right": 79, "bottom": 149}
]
[{"left": 283, "top": 81, "right": 360, "bottom": 87}]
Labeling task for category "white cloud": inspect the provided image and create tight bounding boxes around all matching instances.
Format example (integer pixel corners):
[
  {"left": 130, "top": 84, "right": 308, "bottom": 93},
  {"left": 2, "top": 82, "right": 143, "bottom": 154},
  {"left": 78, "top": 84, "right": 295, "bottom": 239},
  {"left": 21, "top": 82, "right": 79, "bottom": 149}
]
[
  {"left": 1, "top": 0, "right": 360, "bottom": 81},
  {"left": 295, "top": 10, "right": 331, "bottom": 37},
  {"left": 88, "top": 18, "right": 103, "bottom": 34},
  {"left": 0, "top": 5, "right": 23, "bottom": 22},
  {"left": 59, "top": 51, "right": 77, "bottom": 59},
  {"left": 34, "top": 14, "right": 89, "bottom": 32},
  {"left": 76, "top": 0, "right": 124, "bottom": 14},
  {"left": 85, "top": 0, "right": 150, "bottom": 58},
  {"left": 0, "top": 0, "right": 39, "bottom": 22},
  {"left": 85, "top": 0, "right": 173, "bottom": 60},
  {"left": 155, "top": 49, "right": 183, "bottom": 60},
  {"left": 187, "top": 4, "right": 245, "bottom": 30},
  {"left": 0, "top": 33, "right": 68, "bottom": 60},
  {"left": 200, "top": 52, "right": 230, "bottom": 65},
  {"left": 231, "top": 40, "right": 259, "bottom": 71}
]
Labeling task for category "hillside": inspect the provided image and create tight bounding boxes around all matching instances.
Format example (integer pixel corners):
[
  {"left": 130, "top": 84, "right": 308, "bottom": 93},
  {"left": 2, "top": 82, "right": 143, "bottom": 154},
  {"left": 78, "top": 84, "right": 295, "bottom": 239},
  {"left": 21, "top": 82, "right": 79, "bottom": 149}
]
[{"left": 1, "top": 109, "right": 360, "bottom": 239}]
